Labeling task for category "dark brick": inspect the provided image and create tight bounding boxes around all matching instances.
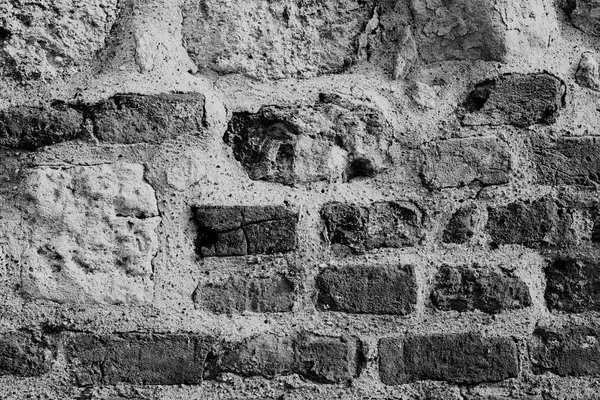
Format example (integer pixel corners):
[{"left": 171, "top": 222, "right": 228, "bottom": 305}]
[
  {"left": 316, "top": 264, "right": 417, "bottom": 315},
  {"left": 88, "top": 93, "right": 205, "bottom": 144},
  {"left": 443, "top": 204, "right": 478, "bottom": 244},
  {"left": 0, "top": 332, "right": 54, "bottom": 377},
  {"left": 193, "top": 273, "right": 296, "bottom": 313},
  {"left": 562, "top": 0, "right": 600, "bottom": 36},
  {"left": 421, "top": 136, "right": 511, "bottom": 189},
  {"left": 321, "top": 201, "right": 424, "bottom": 255},
  {"left": 431, "top": 265, "right": 531, "bottom": 314},
  {"left": 379, "top": 334, "right": 519, "bottom": 385},
  {"left": 214, "top": 333, "right": 364, "bottom": 383},
  {"left": 460, "top": 73, "right": 565, "bottom": 128},
  {"left": 485, "top": 196, "right": 572, "bottom": 248},
  {"left": 194, "top": 205, "right": 297, "bottom": 257},
  {"left": 545, "top": 255, "right": 600, "bottom": 312},
  {"left": 0, "top": 102, "right": 82, "bottom": 149},
  {"left": 66, "top": 334, "right": 213, "bottom": 386},
  {"left": 532, "top": 136, "right": 600, "bottom": 186},
  {"left": 531, "top": 324, "right": 600, "bottom": 377}
]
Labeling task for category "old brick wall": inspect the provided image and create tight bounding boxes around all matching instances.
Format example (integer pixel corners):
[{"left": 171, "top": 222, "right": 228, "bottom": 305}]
[{"left": 1, "top": 0, "right": 600, "bottom": 399}]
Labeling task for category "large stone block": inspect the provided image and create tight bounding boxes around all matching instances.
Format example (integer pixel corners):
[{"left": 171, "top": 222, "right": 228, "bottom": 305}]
[
  {"left": 431, "top": 264, "right": 531, "bottom": 314},
  {"left": 379, "top": 333, "right": 519, "bottom": 384},
  {"left": 321, "top": 201, "right": 425, "bottom": 255},
  {"left": 181, "top": 0, "right": 374, "bottom": 80},
  {"left": 0, "top": 0, "right": 119, "bottom": 80},
  {"left": 21, "top": 163, "right": 160, "bottom": 305},
  {"left": 460, "top": 73, "right": 565, "bottom": 128},
  {"left": 316, "top": 264, "right": 417, "bottom": 315},
  {"left": 223, "top": 94, "right": 393, "bottom": 186},
  {"left": 194, "top": 205, "right": 297, "bottom": 257},
  {"left": 531, "top": 324, "right": 600, "bottom": 377},
  {"left": 421, "top": 136, "right": 511, "bottom": 189},
  {"left": 532, "top": 136, "right": 600, "bottom": 186}
]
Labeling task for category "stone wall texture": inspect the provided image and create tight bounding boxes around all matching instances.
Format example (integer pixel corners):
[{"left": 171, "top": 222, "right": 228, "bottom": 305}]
[{"left": 2, "top": 0, "right": 600, "bottom": 399}]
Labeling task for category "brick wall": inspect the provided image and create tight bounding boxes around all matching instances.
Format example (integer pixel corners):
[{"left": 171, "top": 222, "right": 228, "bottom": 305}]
[{"left": 2, "top": 0, "right": 600, "bottom": 399}]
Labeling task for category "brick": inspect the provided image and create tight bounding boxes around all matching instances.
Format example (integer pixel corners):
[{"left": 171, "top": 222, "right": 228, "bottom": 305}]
[
  {"left": 87, "top": 93, "right": 205, "bottom": 144},
  {"left": 460, "top": 73, "right": 565, "bottom": 128},
  {"left": 194, "top": 205, "right": 297, "bottom": 257},
  {"left": 576, "top": 52, "right": 600, "bottom": 91},
  {"left": 442, "top": 204, "right": 478, "bottom": 244},
  {"left": 485, "top": 197, "right": 572, "bottom": 248},
  {"left": 223, "top": 96, "right": 392, "bottom": 186},
  {"left": 0, "top": 102, "right": 83, "bottom": 149},
  {"left": 431, "top": 265, "right": 531, "bottom": 314},
  {"left": 182, "top": 0, "right": 374, "bottom": 80},
  {"left": 531, "top": 324, "right": 600, "bottom": 377},
  {"left": 563, "top": 0, "right": 600, "bottom": 36},
  {"left": 66, "top": 334, "right": 213, "bottom": 386},
  {"left": 379, "top": 334, "right": 519, "bottom": 385},
  {"left": 532, "top": 136, "right": 600, "bottom": 186},
  {"left": 545, "top": 255, "right": 600, "bottom": 312},
  {"left": 421, "top": 136, "right": 511, "bottom": 189},
  {"left": 321, "top": 201, "right": 424, "bottom": 255},
  {"left": 316, "top": 264, "right": 417, "bottom": 315},
  {"left": 193, "top": 273, "right": 295, "bottom": 313},
  {"left": 0, "top": 332, "right": 54, "bottom": 377}
]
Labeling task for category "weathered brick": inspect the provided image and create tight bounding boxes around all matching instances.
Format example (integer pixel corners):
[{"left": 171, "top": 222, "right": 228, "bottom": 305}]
[
  {"left": 545, "top": 255, "right": 600, "bottom": 312},
  {"left": 532, "top": 136, "right": 600, "bottom": 186},
  {"left": 316, "top": 264, "right": 417, "bottom": 315},
  {"left": 321, "top": 201, "right": 424, "bottom": 255},
  {"left": 431, "top": 265, "right": 531, "bottom": 314},
  {"left": 66, "top": 334, "right": 213, "bottom": 386},
  {"left": 485, "top": 197, "right": 572, "bottom": 248},
  {"left": 443, "top": 204, "right": 478, "bottom": 244},
  {"left": 194, "top": 205, "right": 297, "bottom": 257},
  {"left": 379, "top": 334, "right": 519, "bottom": 385},
  {"left": 531, "top": 324, "right": 600, "bottom": 377},
  {"left": 0, "top": 332, "right": 54, "bottom": 377},
  {"left": 460, "top": 73, "right": 565, "bottom": 128},
  {"left": 182, "top": 0, "right": 374, "bottom": 80},
  {"left": 562, "top": 0, "right": 600, "bottom": 36},
  {"left": 421, "top": 136, "right": 511, "bottom": 189},
  {"left": 0, "top": 102, "right": 83, "bottom": 149},
  {"left": 88, "top": 93, "right": 205, "bottom": 144},
  {"left": 193, "top": 273, "right": 295, "bottom": 313},
  {"left": 223, "top": 95, "right": 393, "bottom": 186},
  {"left": 296, "top": 334, "right": 363, "bottom": 383},
  {"left": 575, "top": 52, "right": 600, "bottom": 91}
]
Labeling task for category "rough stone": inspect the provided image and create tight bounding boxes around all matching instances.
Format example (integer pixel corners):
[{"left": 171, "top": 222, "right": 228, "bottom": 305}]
[
  {"left": 217, "top": 333, "right": 364, "bottom": 383},
  {"left": 379, "top": 334, "right": 519, "bottom": 384},
  {"left": 66, "top": 334, "right": 213, "bottom": 386},
  {"left": 194, "top": 205, "right": 297, "bottom": 257},
  {"left": 0, "top": 0, "right": 119, "bottom": 80},
  {"left": 532, "top": 136, "right": 600, "bottom": 186},
  {"left": 431, "top": 264, "right": 531, "bottom": 314},
  {"left": 531, "top": 324, "right": 600, "bottom": 377},
  {"left": 421, "top": 136, "right": 512, "bottom": 189},
  {"left": 87, "top": 93, "right": 206, "bottom": 144},
  {"left": 316, "top": 264, "right": 417, "bottom": 315},
  {"left": 0, "top": 102, "right": 83, "bottom": 149},
  {"left": 193, "top": 272, "right": 296, "bottom": 313},
  {"left": 321, "top": 201, "right": 425, "bottom": 255},
  {"left": 562, "top": 0, "right": 600, "bottom": 36},
  {"left": 0, "top": 332, "right": 54, "bottom": 377},
  {"left": 460, "top": 73, "right": 565, "bottom": 128},
  {"left": 410, "top": 0, "right": 555, "bottom": 63},
  {"left": 442, "top": 204, "right": 478, "bottom": 244},
  {"left": 545, "top": 255, "right": 600, "bottom": 312},
  {"left": 223, "top": 94, "right": 393, "bottom": 186},
  {"left": 575, "top": 52, "right": 600, "bottom": 91},
  {"left": 21, "top": 163, "right": 160, "bottom": 305},
  {"left": 485, "top": 196, "right": 573, "bottom": 248},
  {"left": 181, "top": 0, "right": 374, "bottom": 80}
]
